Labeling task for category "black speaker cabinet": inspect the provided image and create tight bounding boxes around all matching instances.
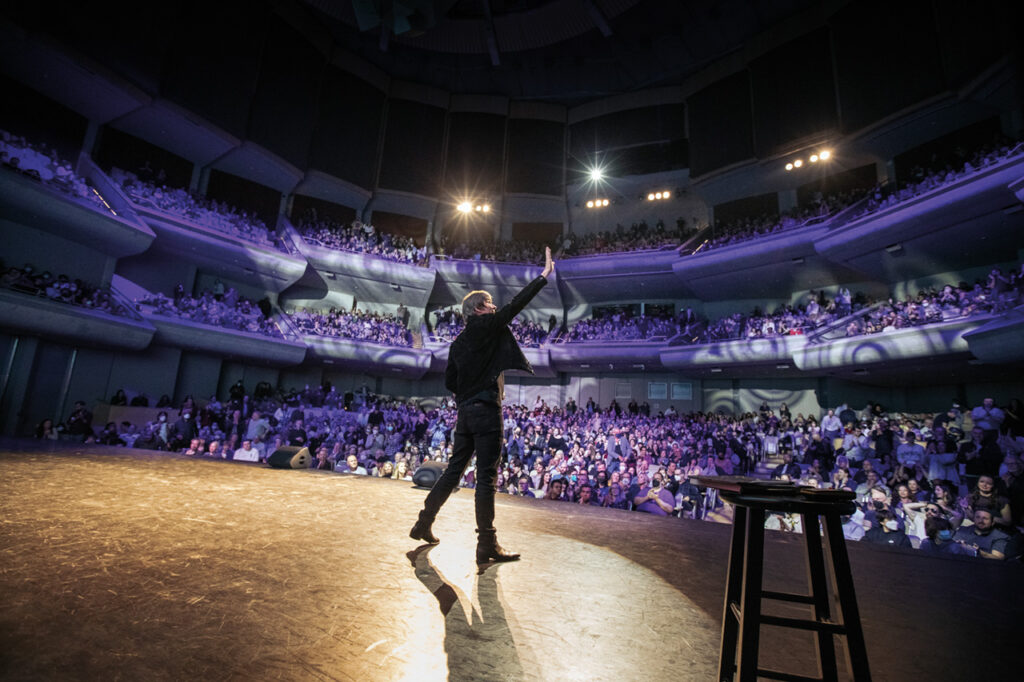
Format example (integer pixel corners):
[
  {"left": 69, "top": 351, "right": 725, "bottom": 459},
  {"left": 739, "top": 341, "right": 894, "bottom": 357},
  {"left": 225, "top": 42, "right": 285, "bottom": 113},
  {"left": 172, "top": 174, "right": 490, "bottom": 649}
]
[
  {"left": 412, "top": 460, "right": 447, "bottom": 488},
  {"left": 267, "top": 446, "right": 311, "bottom": 469}
]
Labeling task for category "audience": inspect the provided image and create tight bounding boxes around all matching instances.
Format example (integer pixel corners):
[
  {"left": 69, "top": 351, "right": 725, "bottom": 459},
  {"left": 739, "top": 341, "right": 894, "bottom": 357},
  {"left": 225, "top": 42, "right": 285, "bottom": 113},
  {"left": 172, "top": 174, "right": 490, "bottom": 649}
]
[
  {"left": 137, "top": 286, "right": 282, "bottom": 337},
  {"left": 299, "top": 214, "right": 426, "bottom": 265},
  {"left": 854, "top": 140, "right": 1022, "bottom": 220},
  {"left": 48, "top": 381, "right": 1024, "bottom": 561},
  {"left": 2, "top": 261, "right": 130, "bottom": 317},
  {"left": 289, "top": 307, "right": 412, "bottom": 347},
  {"left": 1, "top": 130, "right": 111, "bottom": 213},
  {"left": 435, "top": 219, "right": 683, "bottom": 264},
  {"left": 701, "top": 188, "right": 867, "bottom": 253},
  {"left": 562, "top": 309, "right": 680, "bottom": 342},
  {"left": 111, "top": 167, "right": 282, "bottom": 250},
  {"left": 561, "top": 266, "right": 1022, "bottom": 345},
  {"left": 429, "top": 309, "right": 546, "bottom": 347}
]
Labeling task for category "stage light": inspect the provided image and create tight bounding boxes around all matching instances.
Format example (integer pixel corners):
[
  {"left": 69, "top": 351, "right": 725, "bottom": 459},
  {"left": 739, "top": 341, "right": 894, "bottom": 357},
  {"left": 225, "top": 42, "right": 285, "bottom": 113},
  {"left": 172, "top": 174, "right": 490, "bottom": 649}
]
[
  {"left": 457, "top": 202, "right": 471, "bottom": 213},
  {"left": 820, "top": 150, "right": 831, "bottom": 160},
  {"left": 810, "top": 154, "right": 819, "bottom": 163},
  {"left": 475, "top": 205, "right": 482, "bottom": 211},
  {"left": 793, "top": 159, "right": 803, "bottom": 168},
  {"left": 587, "top": 200, "right": 594, "bottom": 208},
  {"left": 589, "top": 167, "right": 604, "bottom": 182},
  {"left": 663, "top": 191, "right": 671, "bottom": 199},
  {"left": 602, "top": 199, "right": 609, "bottom": 206},
  {"left": 653, "top": 192, "right": 661, "bottom": 200},
  {"left": 785, "top": 163, "right": 794, "bottom": 171},
  {"left": 482, "top": 204, "right": 490, "bottom": 212},
  {"left": 648, "top": 193, "right": 655, "bottom": 201}
]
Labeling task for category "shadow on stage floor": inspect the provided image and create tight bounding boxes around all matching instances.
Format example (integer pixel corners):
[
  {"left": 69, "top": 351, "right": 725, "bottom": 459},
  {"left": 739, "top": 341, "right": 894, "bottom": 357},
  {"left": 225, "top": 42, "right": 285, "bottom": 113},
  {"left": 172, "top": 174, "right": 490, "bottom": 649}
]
[{"left": 0, "top": 441, "right": 1019, "bottom": 681}]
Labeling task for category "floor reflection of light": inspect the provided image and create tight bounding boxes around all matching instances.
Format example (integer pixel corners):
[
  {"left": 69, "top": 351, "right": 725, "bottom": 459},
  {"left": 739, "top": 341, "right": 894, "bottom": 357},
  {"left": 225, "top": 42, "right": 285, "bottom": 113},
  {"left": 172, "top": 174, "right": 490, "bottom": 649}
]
[{"left": 400, "top": 533, "right": 718, "bottom": 681}]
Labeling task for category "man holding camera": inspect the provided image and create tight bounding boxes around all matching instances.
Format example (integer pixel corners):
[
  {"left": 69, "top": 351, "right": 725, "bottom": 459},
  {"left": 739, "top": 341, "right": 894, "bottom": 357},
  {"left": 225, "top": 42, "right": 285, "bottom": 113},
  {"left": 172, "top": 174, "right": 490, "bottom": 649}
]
[
  {"left": 633, "top": 470, "right": 676, "bottom": 516},
  {"left": 410, "top": 247, "right": 554, "bottom": 564}
]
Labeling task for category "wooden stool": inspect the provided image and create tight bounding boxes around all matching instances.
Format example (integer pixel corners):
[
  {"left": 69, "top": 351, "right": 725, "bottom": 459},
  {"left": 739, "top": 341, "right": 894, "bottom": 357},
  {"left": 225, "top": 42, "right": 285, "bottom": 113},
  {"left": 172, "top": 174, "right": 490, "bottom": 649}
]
[{"left": 715, "top": 491, "right": 871, "bottom": 682}]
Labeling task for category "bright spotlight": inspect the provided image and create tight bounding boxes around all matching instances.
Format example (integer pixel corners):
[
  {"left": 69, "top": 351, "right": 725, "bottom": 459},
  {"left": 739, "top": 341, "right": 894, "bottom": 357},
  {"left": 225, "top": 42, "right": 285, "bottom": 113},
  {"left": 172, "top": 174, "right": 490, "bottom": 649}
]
[
  {"left": 663, "top": 191, "right": 671, "bottom": 199},
  {"left": 457, "top": 202, "right": 472, "bottom": 213},
  {"left": 647, "top": 193, "right": 655, "bottom": 201},
  {"left": 785, "top": 163, "right": 793, "bottom": 171},
  {"left": 793, "top": 159, "right": 803, "bottom": 168},
  {"left": 820, "top": 150, "right": 831, "bottom": 160},
  {"left": 589, "top": 168, "right": 604, "bottom": 182},
  {"left": 586, "top": 200, "right": 594, "bottom": 208},
  {"left": 602, "top": 199, "right": 609, "bottom": 206},
  {"left": 475, "top": 205, "right": 482, "bottom": 211},
  {"left": 482, "top": 204, "right": 490, "bottom": 212},
  {"left": 810, "top": 154, "right": 819, "bottom": 163},
  {"left": 653, "top": 192, "right": 661, "bottom": 200}
]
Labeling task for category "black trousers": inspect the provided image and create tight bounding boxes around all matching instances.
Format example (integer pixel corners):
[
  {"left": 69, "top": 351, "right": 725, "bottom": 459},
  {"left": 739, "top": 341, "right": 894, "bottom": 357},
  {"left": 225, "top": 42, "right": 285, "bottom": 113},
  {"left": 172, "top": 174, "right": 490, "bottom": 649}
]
[{"left": 421, "top": 401, "right": 502, "bottom": 532}]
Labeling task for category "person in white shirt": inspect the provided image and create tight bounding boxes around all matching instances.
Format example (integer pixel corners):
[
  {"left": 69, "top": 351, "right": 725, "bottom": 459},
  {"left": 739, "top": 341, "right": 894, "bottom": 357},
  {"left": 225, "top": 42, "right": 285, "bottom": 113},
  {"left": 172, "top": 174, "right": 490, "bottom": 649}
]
[
  {"left": 233, "top": 439, "right": 260, "bottom": 462},
  {"left": 971, "top": 398, "right": 1005, "bottom": 441}
]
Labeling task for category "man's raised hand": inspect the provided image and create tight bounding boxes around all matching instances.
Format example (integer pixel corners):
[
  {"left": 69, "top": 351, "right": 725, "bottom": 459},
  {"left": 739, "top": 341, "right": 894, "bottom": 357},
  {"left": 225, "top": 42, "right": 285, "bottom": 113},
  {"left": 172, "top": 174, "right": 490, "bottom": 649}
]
[{"left": 541, "top": 246, "right": 555, "bottom": 278}]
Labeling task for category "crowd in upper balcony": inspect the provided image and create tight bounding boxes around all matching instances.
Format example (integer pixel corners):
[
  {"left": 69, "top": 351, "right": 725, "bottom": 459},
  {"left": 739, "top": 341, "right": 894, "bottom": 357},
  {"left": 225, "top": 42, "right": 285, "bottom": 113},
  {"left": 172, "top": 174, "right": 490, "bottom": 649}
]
[
  {"left": 854, "top": 139, "right": 1022, "bottom": 219},
  {"left": 562, "top": 219, "right": 686, "bottom": 257},
  {"left": 429, "top": 308, "right": 548, "bottom": 347},
  {"left": 1, "top": 130, "right": 110, "bottom": 213},
  {"left": 436, "top": 219, "right": 687, "bottom": 265},
  {"left": 1, "top": 261, "right": 129, "bottom": 317},
  {"left": 436, "top": 233, "right": 547, "bottom": 264},
  {"left": 49, "top": 382, "right": 1024, "bottom": 560},
  {"left": 111, "top": 166, "right": 283, "bottom": 250},
  {"left": 700, "top": 188, "right": 867, "bottom": 253},
  {"left": 290, "top": 307, "right": 413, "bottom": 347},
  {"left": 562, "top": 265, "right": 1022, "bottom": 345},
  {"left": 137, "top": 284, "right": 282, "bottom": 337},
  {"left": 562, "top": 308, "right": 681, "bottom": 343},
  {"left": 298, "top": 214, "right": 427, "bottom": 265}
]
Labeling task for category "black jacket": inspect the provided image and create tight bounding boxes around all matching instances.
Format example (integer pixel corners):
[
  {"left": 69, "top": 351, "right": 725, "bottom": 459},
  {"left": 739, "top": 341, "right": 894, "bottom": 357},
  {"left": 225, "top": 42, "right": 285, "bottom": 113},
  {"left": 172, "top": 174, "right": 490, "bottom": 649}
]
[{"left": 446, "top": 276, "right": 548, "bottom": 403}]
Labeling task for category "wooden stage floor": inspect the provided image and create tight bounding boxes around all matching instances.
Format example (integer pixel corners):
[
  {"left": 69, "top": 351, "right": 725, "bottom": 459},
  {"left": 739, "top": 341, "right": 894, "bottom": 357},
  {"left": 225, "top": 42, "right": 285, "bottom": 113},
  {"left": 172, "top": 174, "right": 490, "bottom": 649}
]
[{"left": 0, "top": 442, "right": 1018, "bottom": 681}]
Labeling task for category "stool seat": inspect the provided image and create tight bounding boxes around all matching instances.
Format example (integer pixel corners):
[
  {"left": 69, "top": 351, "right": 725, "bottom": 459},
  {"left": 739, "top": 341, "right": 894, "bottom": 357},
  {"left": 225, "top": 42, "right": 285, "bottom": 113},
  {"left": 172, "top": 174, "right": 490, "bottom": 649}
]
[{"left": 708, "top": 482, "right": 871, "bottom": 682}]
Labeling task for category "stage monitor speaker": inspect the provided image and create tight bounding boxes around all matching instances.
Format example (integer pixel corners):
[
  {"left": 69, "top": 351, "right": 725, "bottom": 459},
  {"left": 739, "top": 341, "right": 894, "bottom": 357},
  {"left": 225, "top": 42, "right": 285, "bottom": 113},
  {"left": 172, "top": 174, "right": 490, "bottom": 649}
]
[
  {"left": 412, "top": 461, "right": 447, "bottom": 488},
  {"left": 267, "top": 446, "right": 311, "bottom": 469}
]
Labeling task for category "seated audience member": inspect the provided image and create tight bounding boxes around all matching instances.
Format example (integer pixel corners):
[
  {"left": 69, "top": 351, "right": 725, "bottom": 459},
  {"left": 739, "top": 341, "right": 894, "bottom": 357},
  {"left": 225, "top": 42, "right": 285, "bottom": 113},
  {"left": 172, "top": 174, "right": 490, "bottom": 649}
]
[
  {"left": 97, "top": 422, "right": 124, "bottom": 446},
  {"left": 338, "top": 454, "right": 367, "bottom": 475},
  {"left": 862, "top": 509, "right": 912, "bottom": 549},
  {"left": 233, "top": 439, "right": 260, "bottom": 463},
  {"left": 771, "top": 452, "right": 801, "bottom": 480},
  {"left": 952, "top": 508, "right": 1009, "bottom": 559},
  {"left": 961, "top": 475, "right": 1013, "bottom": 528},
  {"left": 65, "top": 400, "right": 94, "bottom": 439},
  {"left": 545, "top": 478, "right": 566, "bottom": 502},
  {"left": 36, "top": 418, "right": 59, "bottom": 440},
  {"left": 919, "top": 517, "right": 973, "bottom": 556},
  {"left": 633, "top": 472, "right": 675, "bottom": 516}
]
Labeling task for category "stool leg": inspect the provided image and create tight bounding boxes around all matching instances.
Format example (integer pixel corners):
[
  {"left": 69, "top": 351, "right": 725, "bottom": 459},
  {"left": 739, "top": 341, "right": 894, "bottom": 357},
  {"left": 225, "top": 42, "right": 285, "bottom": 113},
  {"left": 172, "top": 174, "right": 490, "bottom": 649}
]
[
  {"left": 735, "top": 508, "right": 764, "bottom": 682},
  {"left": 801, "top": 513, "right": 838, "bottom": 682},
  {"left": 718, "top": 505, "right": 748, "bottom": 681},
  {"left": 823, "top": 514, "right": 872, "bottom": 681}
]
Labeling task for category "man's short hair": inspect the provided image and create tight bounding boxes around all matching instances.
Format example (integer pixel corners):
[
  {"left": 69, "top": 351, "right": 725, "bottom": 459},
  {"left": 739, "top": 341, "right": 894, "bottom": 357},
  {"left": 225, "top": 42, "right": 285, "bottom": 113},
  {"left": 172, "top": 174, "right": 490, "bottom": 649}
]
[{"left": 461, "top": 290, "right": 491, "bottom": 317}]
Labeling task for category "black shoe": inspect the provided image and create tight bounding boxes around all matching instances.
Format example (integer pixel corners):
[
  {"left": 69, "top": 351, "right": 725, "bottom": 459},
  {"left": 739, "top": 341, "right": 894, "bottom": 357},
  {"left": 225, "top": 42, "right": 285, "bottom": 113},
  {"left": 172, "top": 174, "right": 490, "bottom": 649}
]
[
  {"left": 476, "top": 543, "right": 520, "bottom": 564},
  {"left": 475, "top": 529, "right": 519, "bottom": 564},
  {"left": 410, "top": 516, "right": 439, "bottom": 544}
]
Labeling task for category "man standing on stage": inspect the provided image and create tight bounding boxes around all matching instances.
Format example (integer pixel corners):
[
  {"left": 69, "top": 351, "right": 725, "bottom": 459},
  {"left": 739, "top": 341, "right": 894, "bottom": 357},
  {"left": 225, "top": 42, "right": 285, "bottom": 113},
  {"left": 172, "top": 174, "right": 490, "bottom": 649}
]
[{"left": 410, "top": 247, "right": 555, "bottom": 564}]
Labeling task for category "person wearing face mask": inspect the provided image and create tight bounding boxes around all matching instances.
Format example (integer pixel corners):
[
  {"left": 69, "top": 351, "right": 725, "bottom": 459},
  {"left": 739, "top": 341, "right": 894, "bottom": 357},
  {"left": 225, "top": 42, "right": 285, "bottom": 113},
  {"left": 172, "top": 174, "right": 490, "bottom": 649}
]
[
  {"left": 633, "top": 472, "right": 676, "bottom": 516},
  {"left": 862, "top": 509, "right": 912, "bottom": 548},
  {"left": 919, "top": 516, "right": 972, "bottom": 556},
  {"left": 169, "top": 409, "right": 198, "bottom": 451},
  {"left": 151, "top": 411, "right": 171, "bottom": 448}
]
